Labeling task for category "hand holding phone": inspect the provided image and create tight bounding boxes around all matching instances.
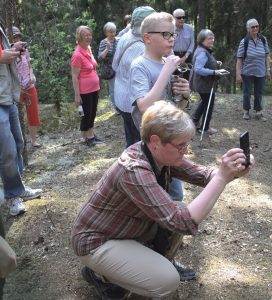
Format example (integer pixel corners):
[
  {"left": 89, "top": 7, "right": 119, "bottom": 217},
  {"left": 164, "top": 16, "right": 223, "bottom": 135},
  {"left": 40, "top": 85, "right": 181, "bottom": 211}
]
[{"left": 240, "top": 131, "right": 250, "bottom": 167}]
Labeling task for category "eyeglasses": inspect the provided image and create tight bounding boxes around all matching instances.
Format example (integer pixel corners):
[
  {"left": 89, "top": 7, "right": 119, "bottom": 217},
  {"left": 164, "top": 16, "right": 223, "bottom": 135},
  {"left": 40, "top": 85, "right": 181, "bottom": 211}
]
[
  {"left": 147, "top": 32, "right": 177, "bottom": 40},
  {"left": 175, "top": 16, "right": 186, "bottom": 20},
  {"left": 168, "top": 141, "right": 190, "bottom": 153},
  {"left": 251, "top": 25, "right": 259, "bottom": 29}
]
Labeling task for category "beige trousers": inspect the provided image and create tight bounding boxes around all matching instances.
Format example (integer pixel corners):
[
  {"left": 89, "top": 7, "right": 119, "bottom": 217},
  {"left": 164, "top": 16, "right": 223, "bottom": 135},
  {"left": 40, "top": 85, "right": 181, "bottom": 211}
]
[{"left": 80, "top": 239, "right": 180, "bottom": 298}]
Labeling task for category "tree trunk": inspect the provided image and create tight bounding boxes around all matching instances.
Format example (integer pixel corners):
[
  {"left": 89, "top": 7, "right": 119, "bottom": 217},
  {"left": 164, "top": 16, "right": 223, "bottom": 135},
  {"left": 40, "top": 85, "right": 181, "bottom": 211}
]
[{"left": 198, "top": 0, "right": 206, "bottom": 31}]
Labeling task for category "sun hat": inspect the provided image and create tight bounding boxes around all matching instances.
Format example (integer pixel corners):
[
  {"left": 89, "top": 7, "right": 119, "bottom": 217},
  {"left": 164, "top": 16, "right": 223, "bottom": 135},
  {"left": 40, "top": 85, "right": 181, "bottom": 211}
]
[
  {"left": 12, "top": 26, "right": 22, "bottom": 36},
  {"left": 131, "top": 6, "right": 155, "bottom": 34}
]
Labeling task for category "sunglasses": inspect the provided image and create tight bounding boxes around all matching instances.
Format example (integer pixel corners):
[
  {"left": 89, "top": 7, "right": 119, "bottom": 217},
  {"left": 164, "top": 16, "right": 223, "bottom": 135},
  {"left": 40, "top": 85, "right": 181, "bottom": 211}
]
[
  {"left": 251, "top": 25, "right": 259, "bottom": 29},
  {"left": 175, "top": 16, "right": 186, "bottom": 20}
]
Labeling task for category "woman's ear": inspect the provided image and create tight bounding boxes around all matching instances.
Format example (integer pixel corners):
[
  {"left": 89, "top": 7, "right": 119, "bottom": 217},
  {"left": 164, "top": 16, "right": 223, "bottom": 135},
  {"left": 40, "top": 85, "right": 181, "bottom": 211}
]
[{"left": 149, "top": 134, "right": 161, "bottom": 150}]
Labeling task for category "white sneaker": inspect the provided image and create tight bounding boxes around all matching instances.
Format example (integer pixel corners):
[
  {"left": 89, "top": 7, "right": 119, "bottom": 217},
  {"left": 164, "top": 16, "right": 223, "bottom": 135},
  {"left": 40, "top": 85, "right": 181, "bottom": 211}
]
[
  {"left": 20, "top": 186, "right": 43, "bottom": 201},
  {"left": 8, "top": 197, "right": 26, "bottom": 216}
]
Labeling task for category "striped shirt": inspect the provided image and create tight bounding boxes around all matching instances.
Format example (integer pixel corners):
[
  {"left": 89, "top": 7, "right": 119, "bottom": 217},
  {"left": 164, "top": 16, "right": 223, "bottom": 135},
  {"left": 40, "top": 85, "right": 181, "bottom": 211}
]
[
  {"left": 112, "top": 30, "right": 144, "bottom": 112},
  {"left": 237, "top": 36, "right": 270, "bottom": 77},
  {"left": 15, "top": 50, "right": 34, "bottom": 90},
  {"left": 71, "top": 142, "right": 214, "bottom": 256},
  {"left": 98, "top": 38, "right": 117, "bottom": 59},
  {"left": 173, "top": 24, "right": 195, "bottom": 54}
]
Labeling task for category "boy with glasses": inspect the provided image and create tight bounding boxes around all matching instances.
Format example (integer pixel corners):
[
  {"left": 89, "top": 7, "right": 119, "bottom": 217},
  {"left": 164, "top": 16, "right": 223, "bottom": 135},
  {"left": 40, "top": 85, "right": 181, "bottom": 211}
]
[
  {"left": 129, "top": 11, "right": 192, "bottom": 281},
  {"left": 173, "top": 8, "right": 195, "bottom": 80}
]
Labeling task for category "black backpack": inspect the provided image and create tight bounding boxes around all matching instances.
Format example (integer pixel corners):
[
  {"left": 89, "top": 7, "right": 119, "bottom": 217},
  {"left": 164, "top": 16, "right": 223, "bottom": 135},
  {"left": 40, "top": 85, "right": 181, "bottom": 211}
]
[{"left": 243, "top": 34, "right": 266, "bottom": 59}]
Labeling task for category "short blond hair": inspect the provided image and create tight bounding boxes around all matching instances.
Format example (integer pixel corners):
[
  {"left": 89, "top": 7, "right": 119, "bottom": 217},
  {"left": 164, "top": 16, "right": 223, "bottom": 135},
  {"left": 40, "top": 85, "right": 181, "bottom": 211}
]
[
  {"left": 141, "top": 12, "right": 174, "bottom": 35},
  {"left": 141, "top": 101, "right": 195, "bottom": 144},
  {"left": 75, "top": 26, "right": 92, "bottom": 42}
]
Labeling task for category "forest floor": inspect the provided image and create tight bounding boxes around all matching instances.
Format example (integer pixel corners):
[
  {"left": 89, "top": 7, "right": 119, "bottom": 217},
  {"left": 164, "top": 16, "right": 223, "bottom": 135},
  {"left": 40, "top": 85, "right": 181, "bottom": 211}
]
[{"left": 1, "top": 93, "right": 272, "bottom": 300}]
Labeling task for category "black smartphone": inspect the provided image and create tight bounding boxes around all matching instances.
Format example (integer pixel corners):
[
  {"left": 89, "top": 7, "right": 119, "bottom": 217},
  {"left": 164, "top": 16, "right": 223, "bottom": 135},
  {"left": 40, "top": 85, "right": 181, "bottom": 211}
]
[{"left": 240, "top": 131, "right": 250, "bottom": 167}]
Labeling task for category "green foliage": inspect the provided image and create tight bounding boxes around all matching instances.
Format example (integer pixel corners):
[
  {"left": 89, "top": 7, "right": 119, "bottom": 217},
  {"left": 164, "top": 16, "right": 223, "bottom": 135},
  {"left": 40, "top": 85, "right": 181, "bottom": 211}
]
[{"left": 15, "top": 0, "right": 272, "bottom": 113}]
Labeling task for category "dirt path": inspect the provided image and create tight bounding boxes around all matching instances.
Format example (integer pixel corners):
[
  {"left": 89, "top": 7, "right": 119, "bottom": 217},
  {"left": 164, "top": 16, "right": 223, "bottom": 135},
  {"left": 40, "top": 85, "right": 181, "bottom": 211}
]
[{"left": 2, "top": 94, "right": 272, "bottom": 300}]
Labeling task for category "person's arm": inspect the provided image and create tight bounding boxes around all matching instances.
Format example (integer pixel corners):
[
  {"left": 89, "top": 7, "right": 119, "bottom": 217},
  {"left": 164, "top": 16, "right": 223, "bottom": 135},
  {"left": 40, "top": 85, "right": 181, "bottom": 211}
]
[
  {"left": 265, "top": 53, "right": 271, "bottom": 80},
  {"left": 185, "top": 26, "right": 195, "bottom": 57},
  {"left": 194, "top": 52, "right": 214, "bottom": 76},
  {"left": 136, "top": 55, "right": 180, "bottom": 113},
  {"left": 187, "top": 148, "right": 255, "bottom": 224},
  {"left": 0, "top": 48, "right": 20, "bottom": 64},
  {"left": 236, "top": 58, "right": 243, "bottom": 84},
  {"left": 0, "top": 236, "right": 16, "bottom": 278},
  {"left": 71, "top": 66, "right": 81, "bottom": 107},
  {"left": 98, "top": 39, "right": 111, "bottom": 60}
]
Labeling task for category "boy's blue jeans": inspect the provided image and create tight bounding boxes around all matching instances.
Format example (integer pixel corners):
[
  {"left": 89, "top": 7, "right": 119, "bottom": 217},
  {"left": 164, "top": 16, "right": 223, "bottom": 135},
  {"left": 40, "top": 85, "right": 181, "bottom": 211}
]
[{"left": 0, "top": 104, "right": 25, "bottom": 199}]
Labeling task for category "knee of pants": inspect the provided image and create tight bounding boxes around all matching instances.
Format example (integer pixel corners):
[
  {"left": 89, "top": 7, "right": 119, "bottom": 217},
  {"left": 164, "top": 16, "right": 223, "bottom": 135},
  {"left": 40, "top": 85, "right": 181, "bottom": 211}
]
[{"left": 147, "top": 269, "right": 180, "bottom": 298}]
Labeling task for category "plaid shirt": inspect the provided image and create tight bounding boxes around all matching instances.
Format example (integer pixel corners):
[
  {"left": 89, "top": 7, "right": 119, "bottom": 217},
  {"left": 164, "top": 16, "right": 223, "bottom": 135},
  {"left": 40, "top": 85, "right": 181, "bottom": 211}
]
[{"left": 71, "top": 142, "right": 214, "bottom": 256}]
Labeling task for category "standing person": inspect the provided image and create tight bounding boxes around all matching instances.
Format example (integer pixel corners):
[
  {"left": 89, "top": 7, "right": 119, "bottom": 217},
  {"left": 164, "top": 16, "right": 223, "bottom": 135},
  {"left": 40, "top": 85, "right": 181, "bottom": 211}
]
[
  {"left": 236, "top": 18, "right": 270, "bottom": 121},
  {"left": 98, "top": 22, "right": 118, "bottom": 113},
  {"left": 12, "top": 26, "right": 41, "bottom": 148},
  {"left": 190, "top": 29, "right": 225, "bottom": 135},
  {"left": 71, "top": 101, "right": 255, "bottom": 300},
  {"left": 112, "top": 6, "right": 155, "bottom": 148},
  {"left": 117, "top": 14, "right": 132, "bottom": 38},
  {"left": 0, "top": 24, "right": 43, "bottom": 216},
  {"left": 172, "top": 8, "right": 194, "bottom": 80},
  {"left": 129, "top": 12, "right": 190, "bottom": 204},
  {"left": 71, "top": 26, "right": 103, "bottom": 147}
]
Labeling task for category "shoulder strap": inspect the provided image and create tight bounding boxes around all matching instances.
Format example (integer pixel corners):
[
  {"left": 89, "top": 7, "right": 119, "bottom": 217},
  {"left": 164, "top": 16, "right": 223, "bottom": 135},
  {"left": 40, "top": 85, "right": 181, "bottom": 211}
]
[
  {"left": 116, "top": 40, "right": 144, "bottom": 67},
  {"left": 243, "top": 34, "right": 266, "bottom": 59}
]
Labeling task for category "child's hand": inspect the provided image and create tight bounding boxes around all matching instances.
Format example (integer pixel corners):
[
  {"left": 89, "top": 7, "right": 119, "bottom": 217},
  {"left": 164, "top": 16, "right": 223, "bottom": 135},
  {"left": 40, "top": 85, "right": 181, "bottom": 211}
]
[
  {"left": 172, "top": 78, "right": 190, "bottom": 99},
  {"left": 164, "top": 55, "right": 180, "bottom": 74}
]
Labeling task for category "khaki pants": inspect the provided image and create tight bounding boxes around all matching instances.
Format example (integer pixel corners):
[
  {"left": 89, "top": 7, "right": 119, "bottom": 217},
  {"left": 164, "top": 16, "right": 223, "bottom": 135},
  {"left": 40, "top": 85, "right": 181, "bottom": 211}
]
[{"left": 80, "top": 239, "right": 180, "bottom": 298}]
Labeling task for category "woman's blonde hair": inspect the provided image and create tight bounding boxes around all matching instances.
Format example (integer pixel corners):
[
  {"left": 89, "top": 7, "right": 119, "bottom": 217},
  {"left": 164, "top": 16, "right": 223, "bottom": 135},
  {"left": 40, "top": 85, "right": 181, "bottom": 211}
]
[
  {"left": 75, "top": 26, "right": 92, "bottom": 42},
  {"left": 141, "top": 101, "right": 195, "bottom": 144},
  {"left": 141, "top": 12, "right": 174, "bottom": 36}
]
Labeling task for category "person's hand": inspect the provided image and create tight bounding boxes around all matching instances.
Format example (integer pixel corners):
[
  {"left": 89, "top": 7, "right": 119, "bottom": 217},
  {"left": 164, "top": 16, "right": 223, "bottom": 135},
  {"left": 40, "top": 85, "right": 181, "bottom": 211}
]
[
  {"left": 236, "top": 74, "right": 242, "bottom": 84},
  {"left": 105, "top": 40, "right": 111, "bottom": 50},
  {"left": 0, "top": 49, "right": 20, "bottom": 64},
  {"left": 217, "top": 60, "right": 222, "bottom": 67},
  {"left": 216, "top": 148, "right": 255, "bottom": 183},
  {"left": 0, "top": 236, "right": 17, "bottom": 278},
  {"left": 164, "top": 55, "right": 181, "bottom": 75},
  {"left": 74, "top": 96, "right": 81, "bottom": 107},
  {"left": 172, "top": 77, "right": 190, "bottom": 99},
  {"left": 266, "top": 70, "right": 271, "bottom": 80},
  {"left": 179, "top": 56, "right": 187, "bottom": 65},
  {"left": 214, "top": 69, "right": 229, "bottom": 76},
  {"left": 30, "top": 74, "right": 36, "bottom": 84}
]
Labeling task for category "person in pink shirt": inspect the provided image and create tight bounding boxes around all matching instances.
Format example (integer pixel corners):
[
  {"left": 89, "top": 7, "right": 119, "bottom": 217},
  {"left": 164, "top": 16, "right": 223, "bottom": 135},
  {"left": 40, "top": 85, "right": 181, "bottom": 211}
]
[{"left": 71, "top": 26, "right": 103, "bottom": 146}]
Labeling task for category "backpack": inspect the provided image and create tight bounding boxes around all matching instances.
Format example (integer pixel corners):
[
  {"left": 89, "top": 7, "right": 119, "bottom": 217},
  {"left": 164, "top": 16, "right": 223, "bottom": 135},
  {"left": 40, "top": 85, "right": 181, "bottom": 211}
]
[{"left": 243, "top": 34, "right": 266, "bottom": 59}]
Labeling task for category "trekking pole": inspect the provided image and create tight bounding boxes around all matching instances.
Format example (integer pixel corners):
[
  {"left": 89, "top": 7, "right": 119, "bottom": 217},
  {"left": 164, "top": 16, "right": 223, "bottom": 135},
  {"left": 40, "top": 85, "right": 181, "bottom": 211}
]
[{"left": 199, "top": 80, "right": 216, "bottom": 147}]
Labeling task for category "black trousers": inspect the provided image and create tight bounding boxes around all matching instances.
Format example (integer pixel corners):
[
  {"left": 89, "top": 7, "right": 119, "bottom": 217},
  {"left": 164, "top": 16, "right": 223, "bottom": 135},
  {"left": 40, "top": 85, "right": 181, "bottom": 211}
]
[
  {"left": 80, "top": 91, "right": 99, "bottom": 131},
  {"left": 192, "top": 92, "right": 215, "bottom": 131}
]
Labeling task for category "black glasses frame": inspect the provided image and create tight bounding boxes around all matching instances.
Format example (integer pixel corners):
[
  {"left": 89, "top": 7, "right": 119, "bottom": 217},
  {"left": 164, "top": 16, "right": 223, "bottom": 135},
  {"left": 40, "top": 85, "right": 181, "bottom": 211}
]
[
  {"left": 147, "top": 31, "right": 177, "bottom": 40},
  {"left": 175, "top": 16, "right": 186, "bottom": 20}
]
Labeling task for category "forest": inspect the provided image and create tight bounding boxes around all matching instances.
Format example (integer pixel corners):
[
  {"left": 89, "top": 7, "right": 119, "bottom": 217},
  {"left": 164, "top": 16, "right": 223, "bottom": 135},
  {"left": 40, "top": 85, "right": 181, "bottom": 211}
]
[{"left": 1, "top": 0, "right": 272, "bottom": 109}]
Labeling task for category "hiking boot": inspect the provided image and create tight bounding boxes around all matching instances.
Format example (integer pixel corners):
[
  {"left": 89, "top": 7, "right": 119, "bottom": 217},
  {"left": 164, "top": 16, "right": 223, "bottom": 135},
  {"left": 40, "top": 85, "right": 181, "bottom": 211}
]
[
  {"left": 87, "top": 135, "right": 105, "bottom": 145},
  {"left": 81, "top": 266, "right": 129, "bottom": 299},
  {"left": 8, "top": 197, "right": 26, "bottom": 216},
  {"left": 206, "top": 127, "right": 218, "bottom": 135},
  {"left": 243, "top": 111, "right": 250, "bottom": 120},
  {"left": 20, "top": 186, "right": 42, "bottom": 201},
  {"left": 172, "top": 259, "right": 196, "bottom": 281},
  {"left": 256, "top": 111, "right": 267, "bottom": 121}
]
